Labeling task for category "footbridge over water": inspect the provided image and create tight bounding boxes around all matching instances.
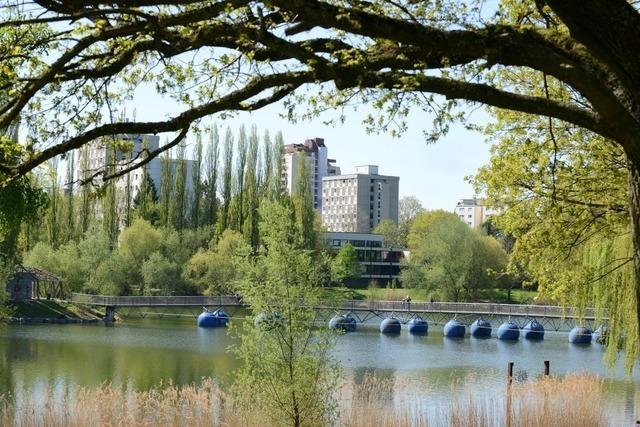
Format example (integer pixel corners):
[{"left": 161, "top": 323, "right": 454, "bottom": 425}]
[{"left": 70, "top": 293, "right": 606, "bottom": 331}]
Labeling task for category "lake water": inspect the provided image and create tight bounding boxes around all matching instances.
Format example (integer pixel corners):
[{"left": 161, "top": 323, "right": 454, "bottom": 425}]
[{"left": 1, "top": 317, "right": 639, "bottom": 424}]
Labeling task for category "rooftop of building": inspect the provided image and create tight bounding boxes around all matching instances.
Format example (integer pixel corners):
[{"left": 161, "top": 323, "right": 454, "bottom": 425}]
[
  {"left": 284, "top": 137, "right": 326, "bottom": 154},
  {"left": 456, "top": 198, "right": 486, "bottom": 207}
]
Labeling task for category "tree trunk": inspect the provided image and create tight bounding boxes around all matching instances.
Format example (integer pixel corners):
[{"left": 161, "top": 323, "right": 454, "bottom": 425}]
[{"left": 627, "top": 158, "right": 640, "bottom": 348}]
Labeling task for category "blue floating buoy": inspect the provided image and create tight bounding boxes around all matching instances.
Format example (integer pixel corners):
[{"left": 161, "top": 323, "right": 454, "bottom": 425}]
[
  {"left": 593, "top": 325, "right": 608, "bottom": 345},
  {"left": 254, "top": 311, "right": 282, "bottom": 329},
  {"left": 569, "top": 326, "right": 592, "bottom": 344},
  {"left": 523, "top": 320, "right": 545, "bottom": 340},
  {"left": 329, "top": 314, "right": 357, "bottom": 332},
  {"left": 380, "top": 317, "right": 401, "bottom": 334},
  {"left": 197, "top": 309, "right": 228, "bottom": 327},
  {"left": 214, "top": 309, "right": 229, "bottom": 326},
  {"left": 470, "top": 318, "right": 492, "bottom": 338},
  {"left": 407, "top": 317, "right": 429, "bottom": 335},
  {"left": 444, "top": 319, "right": 465, "bottom": 338},
  {"left": 497, "top": 321, "right": 520, "bottom": 340},
  {"left": 344, "top": 313, "right": 357, "bottom": 332}
]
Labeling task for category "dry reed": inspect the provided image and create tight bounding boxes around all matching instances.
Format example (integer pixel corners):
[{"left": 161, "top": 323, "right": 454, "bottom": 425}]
[{"left": 0, "top": 373, "right": 613, "bottom": 427}]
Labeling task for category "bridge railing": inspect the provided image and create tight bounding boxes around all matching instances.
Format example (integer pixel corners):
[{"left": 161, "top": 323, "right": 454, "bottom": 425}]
[
  {"left": 71, "top": 293, "right": 242, "bottom": 307},
  {"left": 318, "top": 300, "right": 599, "bottom": 319},
  {"left": 70, "top": 293, "right": 602, "bottom": 319}
]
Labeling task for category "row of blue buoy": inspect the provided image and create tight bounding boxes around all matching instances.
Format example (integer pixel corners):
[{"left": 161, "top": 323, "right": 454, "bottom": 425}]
[
  {"left": 328, "top": 314, "right": 608, "bottom": 344},
  {"left": 201, "top": 311, "right": 607, "bottom": 345}
]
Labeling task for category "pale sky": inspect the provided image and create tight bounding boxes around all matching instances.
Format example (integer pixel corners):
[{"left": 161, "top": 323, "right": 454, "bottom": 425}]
[{"left": 126, "top": 83, "right": 492, "bottom": 211}]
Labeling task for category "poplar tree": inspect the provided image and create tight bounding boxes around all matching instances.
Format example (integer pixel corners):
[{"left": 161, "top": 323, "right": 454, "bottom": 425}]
[
  {"left": 79, "top": 146, "right": 91, "bottom": 234},
  {"left": 204, "top": 125, "right": 220, "bottom": 227},
  {"left": 123, "top": 151, "right": 132, "bottom": 228},
  {"left": 273, "top": 131, "right": 285, "bottom": 200},
  {"left": 242, "top": 125, "right": 261, "bottom": 247},
  {"left": 220, "top": 128, "right": 234, "bottom": 231},
  {"left": 235, "top": 125, "right": 248, "bottom": 230},
  {"left": 191, "top": 132, "right": 203, "bottom": 228},
  {"left": 133, "top": 138, "right": 158, "bottom": 224},
  {"left": 159, "top": 148, "right": 174, "bottom": 228},
  {"left": 102, "top": 146, "right": 119, "bottom": 246},
  {"left": 63, "top": 151, "right": 75, "bottom": 242},
  {"left": 261, "top": 130, "right": 273, "bottom": 198},
  {"left": 46, "top": 157, "right": 59, "bottom": 248},
  {"left": 171, "top": 142, "right": 187, "bottom": 232},
  {"left": 292, "top": 152, "right": 316, "bottom": 249}
]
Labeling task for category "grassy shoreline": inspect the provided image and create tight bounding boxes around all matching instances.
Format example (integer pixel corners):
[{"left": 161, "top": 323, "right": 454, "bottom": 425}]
[{"left": 6, "top": 299, "right": 102, "bottom": 323}]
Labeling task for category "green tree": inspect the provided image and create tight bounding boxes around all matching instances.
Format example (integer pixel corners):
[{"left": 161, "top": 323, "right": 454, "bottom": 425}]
[
  {"left": 242, "top": 125, "right": 261, "bottom": 247},
  {"left": 87, "top": 253, "right": 132, "bottom": 296},
  {"left": 170, "top": 142, "right": 188, "bottom": 232},
  {"left": 292, "top": 153, "right": 316, "bottom": 249},
  {"left": 233, "top": 200, "right": 339, "bottom": 427},
  {"left": 159, "top": 149, "right": 174, "bottom": 228},
  {"left": 203, "top": 125, "right": 220, "bottom": 227},
  {"left": 220, "top": 128, "right": 234, "bottom": 231},
  {"left": 398, "top": 196, "right": 425, "bottom": 247},
  {"left": 184, "top": 229, "right": 249, "bottom": 295},
  {"left": 102, "top": 147, "right": 119, "bottom": 246},
  {"left": 78, "top": 146, "right": 92, "bottom": 234},
  {"left": 272, "top": 131, "right": 286, "bottom": 200},
  {"left": 373, "top": 219, "right": 404, "bottom": 248},
  {"left": 404, "top": 211, "right": 507, "bottom": 302},
  {"left": 234, "top": 125, "right": 248, "bottom": 230},
  {"left": 191, "top": 133, "right": 203, "bottom": 228},
  {"left": 118, "top": 218, "right": 162, "bottom": 293},
  {"left": 133, "top": 172, "right": 159, "bottom": 224},
  {"left": 330, "top": 243, "right": 361, "bottom": 284},
  {"left": 46, "top": 158, "right": 59, "bottom": 248},
  {"left": 142, "top": 251, "right": 189, "bottom": 295}
]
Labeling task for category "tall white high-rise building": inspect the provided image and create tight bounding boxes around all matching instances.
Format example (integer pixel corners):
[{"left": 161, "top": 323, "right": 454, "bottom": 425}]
[
  {"left": 322, "top": 165, "right": 399, "bottom": 233},
  {"left": 78, "top": 134, "right": 162, "bottom": 194},
  {"left": 76, "top": 134, "right": 196, "bottom": 225},
  {"left": 282, "top": 137, "right": 340, "bottom": 211}
]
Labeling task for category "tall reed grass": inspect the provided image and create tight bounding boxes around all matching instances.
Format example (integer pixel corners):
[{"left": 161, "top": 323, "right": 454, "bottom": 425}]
[{"left": 0, "top": 373, "right": 611, "bottom": 426}]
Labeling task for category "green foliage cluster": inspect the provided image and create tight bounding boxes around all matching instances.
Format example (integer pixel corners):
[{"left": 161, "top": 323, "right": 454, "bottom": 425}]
[
  {"left": 373, "top": 196, "right": 425, "bottom": 248},
  {"left": 402, "top": 210, "right": 509, "bottom": 302},
  {"left": 330, "top": 243, "right": 361, "bottom": 284},
  {"left": 473, "top": 58, "right": 637, "bottom": 367}
]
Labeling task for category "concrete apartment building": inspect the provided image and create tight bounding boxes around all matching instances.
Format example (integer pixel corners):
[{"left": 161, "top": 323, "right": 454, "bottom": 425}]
[
  {"left": 454, "top": 198, "right": 498, "bottom": 228},
  {"left": 77, "top": 134, "right": 196, "bottom": 225},
  {"left": 79, "top": 134, "right": 162, "bottom": 194},
  {"left": 282, "top": 137, "right": 340, "bottom": 211},
  {"left": 322, "top": 165, "right": 399, "bottom": 233}
]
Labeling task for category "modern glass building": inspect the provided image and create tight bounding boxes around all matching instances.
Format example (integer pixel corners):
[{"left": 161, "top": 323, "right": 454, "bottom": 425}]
[{"left": 322, "top": 231, "right": 407, "bottom": 287}]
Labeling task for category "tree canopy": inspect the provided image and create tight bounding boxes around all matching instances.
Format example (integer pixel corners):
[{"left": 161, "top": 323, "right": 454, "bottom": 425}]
[{"left": 403, "top": 210, "right": 508, "bottom": 302}]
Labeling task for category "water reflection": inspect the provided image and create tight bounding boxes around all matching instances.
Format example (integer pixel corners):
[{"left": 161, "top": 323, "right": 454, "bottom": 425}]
[{"left": 0, "top": 320, "right": 639, "bottom": 423}]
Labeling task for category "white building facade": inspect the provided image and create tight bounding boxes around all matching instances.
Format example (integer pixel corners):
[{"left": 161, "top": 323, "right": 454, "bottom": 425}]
[
  {"left": 322, "top": 165, "right": 399, "bottom": 233},
  {"left": 77, "top": 134, "right": 196, "bottom": 226},
  {"left": 454, "top": 198, "right": 497, "bottom": 228},
  {"left": 282, "top": 138, "right": 340, "bottom": 211}
]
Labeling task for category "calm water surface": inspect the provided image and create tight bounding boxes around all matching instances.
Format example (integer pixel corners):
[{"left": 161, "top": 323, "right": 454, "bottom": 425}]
[{"left": 1, "top": 317, "right": 639, "bottom": 424}]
